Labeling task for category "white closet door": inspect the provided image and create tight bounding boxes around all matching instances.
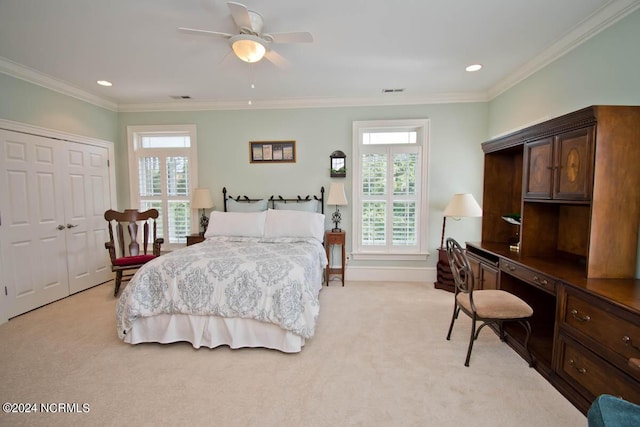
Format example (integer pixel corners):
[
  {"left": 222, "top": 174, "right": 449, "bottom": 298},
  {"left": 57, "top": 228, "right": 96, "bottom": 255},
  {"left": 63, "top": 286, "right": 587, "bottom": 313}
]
[
  {"left": 64, "top": 142, "right": 112, "bottom": 294},
  {"left": 0, "top": 129, "right": 69, "bottom": 317}
]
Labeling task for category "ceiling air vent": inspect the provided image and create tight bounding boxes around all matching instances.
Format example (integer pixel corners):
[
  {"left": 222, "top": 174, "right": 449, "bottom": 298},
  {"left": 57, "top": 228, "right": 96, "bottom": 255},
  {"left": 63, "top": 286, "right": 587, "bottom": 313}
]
[
  {"left": 169, "top": 95, "right": 192, "bottom": 99},
  {"left": 382, "top": 88, "right": 405, "bottom": 93}
]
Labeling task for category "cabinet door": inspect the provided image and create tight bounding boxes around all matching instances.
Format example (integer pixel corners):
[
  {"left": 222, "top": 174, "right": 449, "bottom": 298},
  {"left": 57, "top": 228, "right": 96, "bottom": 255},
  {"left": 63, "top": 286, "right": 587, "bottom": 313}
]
[
  {"left": 467, "top": 253, "right": 498, "bottom": 290},
  {"left": 524, "top": 137, "right": 553, "bottom": 199},
  {"left": 468, "top": 255, "right": 482, "bottom": 289},
  {"left": 480, "top": 263, "right": 498, "bottom": 290},
  {"left": 554, "top": 127, "right": 594, "bottom": 200}
]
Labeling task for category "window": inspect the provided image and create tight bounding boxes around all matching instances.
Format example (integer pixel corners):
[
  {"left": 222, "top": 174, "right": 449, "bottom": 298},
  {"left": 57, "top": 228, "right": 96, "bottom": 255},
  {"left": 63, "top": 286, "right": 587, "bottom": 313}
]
[
  {"left": 352, "top": 119, "right": 429, "bottom": 260},
  {"left": 127, "top": 125, "right": 198, "bottom": 248}
]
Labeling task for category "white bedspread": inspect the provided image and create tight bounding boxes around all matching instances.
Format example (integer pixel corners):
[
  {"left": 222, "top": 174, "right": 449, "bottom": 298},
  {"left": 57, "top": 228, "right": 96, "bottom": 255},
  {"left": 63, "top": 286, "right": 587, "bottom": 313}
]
[{"left": 116, "top": 236, "right": 327, "bottom": 341}]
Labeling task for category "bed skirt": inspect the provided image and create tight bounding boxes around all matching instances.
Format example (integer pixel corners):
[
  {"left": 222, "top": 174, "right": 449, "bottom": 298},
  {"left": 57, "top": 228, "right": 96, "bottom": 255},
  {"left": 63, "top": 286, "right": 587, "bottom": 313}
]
[{"left": 124, "top": 314, "right": 306, "bottom": 353}]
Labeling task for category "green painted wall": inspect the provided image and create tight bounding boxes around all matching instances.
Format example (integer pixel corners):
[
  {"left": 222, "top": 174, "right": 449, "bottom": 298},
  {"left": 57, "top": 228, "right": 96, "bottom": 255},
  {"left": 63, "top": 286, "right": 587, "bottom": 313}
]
[
  {"left": 488, "top": 8, "right": 640, "bottom": 137},
  {"left": 118, "top": 103, "right": 488, "bottom": 268},
  {"left": 0, "top": 73, "right": 117, "bottom": 142}
]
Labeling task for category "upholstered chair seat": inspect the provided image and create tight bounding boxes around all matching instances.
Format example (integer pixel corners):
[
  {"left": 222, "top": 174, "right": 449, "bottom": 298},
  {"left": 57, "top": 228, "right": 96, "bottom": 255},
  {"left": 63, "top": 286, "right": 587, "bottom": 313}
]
[{"left": 456, "top": 290, "right": 534, "bottom": 319}]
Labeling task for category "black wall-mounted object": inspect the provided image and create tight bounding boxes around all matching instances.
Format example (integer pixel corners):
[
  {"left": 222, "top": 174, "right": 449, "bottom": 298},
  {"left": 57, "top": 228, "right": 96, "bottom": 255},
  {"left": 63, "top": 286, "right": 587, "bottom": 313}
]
[{"left": 330, "top": 150, "right": 346, "bottom": 177}]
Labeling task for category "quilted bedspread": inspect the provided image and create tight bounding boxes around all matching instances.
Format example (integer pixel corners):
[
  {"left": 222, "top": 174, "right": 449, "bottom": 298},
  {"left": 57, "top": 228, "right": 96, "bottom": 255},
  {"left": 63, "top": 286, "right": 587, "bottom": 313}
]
[{"left": 116, "top": 236, "right": 328, "bottom": 340}]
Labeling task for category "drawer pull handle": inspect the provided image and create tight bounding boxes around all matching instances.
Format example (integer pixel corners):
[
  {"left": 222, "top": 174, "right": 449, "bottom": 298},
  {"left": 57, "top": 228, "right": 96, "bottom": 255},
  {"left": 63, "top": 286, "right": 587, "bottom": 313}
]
[
  {"left": 622, "top": 336, "right": 640, "bottom": 353},
  {"left": 570, "top": 309, "right": 591, "bottom": 322},
  {"left": 568, "top": 359, "right": 587, "bottom": 374},
  {"left": 531, "top": 276, "right": 549, "bottom": 286}
]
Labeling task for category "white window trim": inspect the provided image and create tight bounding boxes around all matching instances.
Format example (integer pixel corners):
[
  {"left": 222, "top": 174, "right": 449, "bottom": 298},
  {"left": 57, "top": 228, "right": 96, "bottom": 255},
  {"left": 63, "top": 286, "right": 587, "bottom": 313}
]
[
  {"left": 351, "top": 119, "right": 430, "bottom": 261},
  {"left": 127, "top": 124, "right": 198, "bottom": 249}
]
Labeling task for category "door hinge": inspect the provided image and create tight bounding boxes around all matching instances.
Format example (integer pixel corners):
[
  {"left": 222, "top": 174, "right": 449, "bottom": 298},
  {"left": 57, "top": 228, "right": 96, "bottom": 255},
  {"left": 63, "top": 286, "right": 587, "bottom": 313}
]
[
  {"left": 4, "top": 286, "right": 7, "bottom": 296},
  {"left": 107, "top": 159, "right": 110, "bottom": 167}
]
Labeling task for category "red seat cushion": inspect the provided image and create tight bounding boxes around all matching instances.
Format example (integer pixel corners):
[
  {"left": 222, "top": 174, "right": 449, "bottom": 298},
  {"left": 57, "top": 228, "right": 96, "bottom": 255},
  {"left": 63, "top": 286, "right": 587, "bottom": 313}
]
[{"left": 113, "top": 254, "right": 156, "bottom": 266}]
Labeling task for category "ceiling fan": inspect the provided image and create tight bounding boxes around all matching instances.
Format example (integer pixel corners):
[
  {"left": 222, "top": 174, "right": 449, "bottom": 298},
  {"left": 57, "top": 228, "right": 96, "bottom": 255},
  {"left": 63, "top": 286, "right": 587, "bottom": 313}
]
[{"left": 178, "top": 1, "right": 313, "bottom": 64}]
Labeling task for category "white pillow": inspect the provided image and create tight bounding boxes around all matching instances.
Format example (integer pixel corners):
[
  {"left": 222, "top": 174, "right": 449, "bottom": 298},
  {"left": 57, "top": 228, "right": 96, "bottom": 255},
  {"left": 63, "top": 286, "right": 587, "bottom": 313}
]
[
  {"left": 273, "top": 200, "right": 319, "bottom": 213},
  {"left": 204, "top": 211, "right": 266, "bottom": 238},
  {"left": 263, "top": 209, "right": 325, "bottom": 242},
  {"left": 225, "top": 198, "right": 268, "bottom": 212}
]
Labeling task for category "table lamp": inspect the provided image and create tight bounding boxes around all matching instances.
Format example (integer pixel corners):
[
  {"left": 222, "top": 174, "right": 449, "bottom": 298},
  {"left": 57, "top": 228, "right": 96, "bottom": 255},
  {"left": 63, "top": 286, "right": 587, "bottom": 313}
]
[
  {"left": 192, "top": 188, "right": 214, "bottom": 235},
  {"left": 327, "top": 182, "right": 348, "bottom": 232}
]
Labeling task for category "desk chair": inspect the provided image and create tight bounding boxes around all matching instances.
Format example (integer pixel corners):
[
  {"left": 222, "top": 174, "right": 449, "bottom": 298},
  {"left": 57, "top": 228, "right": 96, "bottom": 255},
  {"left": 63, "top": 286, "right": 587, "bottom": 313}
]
[{"left": 445, "top": 238, "right": 534, "bottom": 367}]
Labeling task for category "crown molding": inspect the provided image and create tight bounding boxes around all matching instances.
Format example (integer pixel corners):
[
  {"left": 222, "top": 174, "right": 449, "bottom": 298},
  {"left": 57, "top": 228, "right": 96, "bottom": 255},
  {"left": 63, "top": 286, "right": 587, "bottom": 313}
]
[
  {"left": 117, "top": 92, "right": 489, "bottom": 112},
  {"left": 487, "top": 0, "right": 640, "bottom": 100},
  {"left": 0, "top": 57, "right": 118, "bottom": 112}
]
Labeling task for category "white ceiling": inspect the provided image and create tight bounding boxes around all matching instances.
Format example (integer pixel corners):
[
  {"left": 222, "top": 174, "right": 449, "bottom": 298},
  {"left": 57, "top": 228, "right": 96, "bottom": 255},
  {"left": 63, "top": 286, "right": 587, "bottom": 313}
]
[{"left": 0, "top": 0, "right": 638, "bottom": 111}]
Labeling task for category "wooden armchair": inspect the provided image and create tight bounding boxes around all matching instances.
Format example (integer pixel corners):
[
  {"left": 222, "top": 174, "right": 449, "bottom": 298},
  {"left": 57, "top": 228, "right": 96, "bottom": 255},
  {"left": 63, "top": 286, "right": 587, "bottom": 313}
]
[{"left": 104, "top": 209, "right": 164, "bottom": 296}]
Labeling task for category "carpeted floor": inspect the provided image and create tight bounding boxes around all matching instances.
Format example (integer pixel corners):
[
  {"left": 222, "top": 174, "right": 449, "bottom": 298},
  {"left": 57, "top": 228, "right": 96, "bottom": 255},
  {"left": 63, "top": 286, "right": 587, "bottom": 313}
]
[{"left": 0, "top": 280, "right": 585, "bottom": 427}]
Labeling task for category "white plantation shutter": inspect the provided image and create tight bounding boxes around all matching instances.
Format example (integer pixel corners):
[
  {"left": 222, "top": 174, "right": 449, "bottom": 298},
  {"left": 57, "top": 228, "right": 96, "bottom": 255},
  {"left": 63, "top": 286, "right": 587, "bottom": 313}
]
[
  {"left": 392, "top": 152, "right": 418, "bottom": 246},
  {"left": 361, "top": 153, "right": 387, "bottom": 245},
  {"left": 128, "top": 125, "right": 197, "bottom": 249},
  {"left": 353, "top": 120, "right": 429, "bottom": 259},
  {"left": 166, "top": 156, "right": 190, "bottom": 243}
]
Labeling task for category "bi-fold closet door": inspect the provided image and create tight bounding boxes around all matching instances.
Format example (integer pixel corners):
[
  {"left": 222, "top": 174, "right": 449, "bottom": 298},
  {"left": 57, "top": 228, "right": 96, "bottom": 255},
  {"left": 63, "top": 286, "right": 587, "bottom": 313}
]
[{"left": 0, "top": 128, "right": 113, "bottom": 318}]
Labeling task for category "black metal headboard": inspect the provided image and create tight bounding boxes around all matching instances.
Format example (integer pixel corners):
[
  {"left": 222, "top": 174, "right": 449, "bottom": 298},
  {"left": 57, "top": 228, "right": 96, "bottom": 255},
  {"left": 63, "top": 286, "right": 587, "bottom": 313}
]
[{"left": 222, "top": 187, "right": 325, "bottom": 214}]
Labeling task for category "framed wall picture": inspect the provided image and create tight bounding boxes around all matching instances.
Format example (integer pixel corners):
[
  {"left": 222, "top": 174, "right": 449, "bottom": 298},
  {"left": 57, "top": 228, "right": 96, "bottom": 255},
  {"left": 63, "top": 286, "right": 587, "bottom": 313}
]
[{"left": 250, "top": 141, "right": 296, "bottom": 163}]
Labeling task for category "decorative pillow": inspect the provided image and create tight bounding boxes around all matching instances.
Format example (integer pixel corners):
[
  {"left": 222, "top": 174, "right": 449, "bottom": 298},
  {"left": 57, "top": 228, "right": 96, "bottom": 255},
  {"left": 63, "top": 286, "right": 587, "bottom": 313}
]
[
  {"left": 204, "top": 211, "right": 266, "bottom": 238},
  {"left": 273, "top": 200, "right": 320, "bottom": 213},
  {"left": 263, "top": 209, "right": 325, "bottom": 242},
  {"left": 225, "top": 198, "right": 268, "bottom": 212}
]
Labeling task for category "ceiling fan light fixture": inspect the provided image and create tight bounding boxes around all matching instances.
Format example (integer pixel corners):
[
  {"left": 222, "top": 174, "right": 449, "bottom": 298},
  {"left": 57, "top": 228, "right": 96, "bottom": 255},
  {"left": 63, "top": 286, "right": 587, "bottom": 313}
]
[{"left": 230, "top": 34, "right": 267, "bottom": 63}]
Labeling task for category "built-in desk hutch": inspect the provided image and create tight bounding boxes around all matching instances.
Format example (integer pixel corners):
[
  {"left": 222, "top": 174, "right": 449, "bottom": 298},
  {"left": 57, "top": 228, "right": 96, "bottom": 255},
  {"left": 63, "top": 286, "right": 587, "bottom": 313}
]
[{"left": 469, "top": 105, "right": 640, "bottom": 414}]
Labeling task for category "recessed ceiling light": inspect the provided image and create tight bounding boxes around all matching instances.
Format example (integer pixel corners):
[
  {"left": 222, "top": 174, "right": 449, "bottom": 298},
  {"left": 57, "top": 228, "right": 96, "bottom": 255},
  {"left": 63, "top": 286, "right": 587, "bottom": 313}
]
[
  {"left": 465, "top": 64, "right": 482, "bottom": 72},
  {"left": 97, "top": 80, "right": 112, "bottom": 87}
]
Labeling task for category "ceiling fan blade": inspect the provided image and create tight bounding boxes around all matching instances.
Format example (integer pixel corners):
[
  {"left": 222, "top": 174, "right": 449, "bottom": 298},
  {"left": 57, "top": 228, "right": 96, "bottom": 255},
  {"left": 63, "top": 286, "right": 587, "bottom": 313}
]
[
  {"left": 265, "top": 50, "right": 290, "bottom": 68},
  {"left": 266, "top": 32, "right": 313, "bottom": 44},
  {"left": 178, "top": 27, "right": 233, "bottom": 39},
  {"left": 227, "top": 2, "right": 252, "bottom": 31}
]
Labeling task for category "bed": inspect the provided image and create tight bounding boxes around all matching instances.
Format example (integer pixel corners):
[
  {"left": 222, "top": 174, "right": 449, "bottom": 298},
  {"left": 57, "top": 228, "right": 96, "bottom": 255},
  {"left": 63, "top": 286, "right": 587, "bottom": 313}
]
[{"left": 115, "top": 187, "right": 327, "bottom": 353}]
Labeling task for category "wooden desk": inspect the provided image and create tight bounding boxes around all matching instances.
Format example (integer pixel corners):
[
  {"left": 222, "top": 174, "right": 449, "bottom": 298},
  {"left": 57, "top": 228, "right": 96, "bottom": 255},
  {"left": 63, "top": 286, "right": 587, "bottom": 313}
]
[
  {"left": 325, "top": 230, "right": 345, "bottom": 286},
  {"left": 466, "top": 241, "right": 640, "bottom": 414}
]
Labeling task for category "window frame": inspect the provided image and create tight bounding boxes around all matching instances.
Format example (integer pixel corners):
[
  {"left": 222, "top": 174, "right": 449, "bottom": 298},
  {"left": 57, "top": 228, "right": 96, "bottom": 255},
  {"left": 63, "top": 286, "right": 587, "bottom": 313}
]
[
  {"left": 127, "top": 124, "right": 198, "bottom": 250},
  {"left": 351, "top": 119, "right": 430, "bottom": 261}
]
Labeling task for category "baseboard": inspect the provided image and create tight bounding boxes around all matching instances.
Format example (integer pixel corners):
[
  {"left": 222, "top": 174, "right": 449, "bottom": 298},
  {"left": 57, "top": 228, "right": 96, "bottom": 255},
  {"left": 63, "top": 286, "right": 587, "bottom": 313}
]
[{"left": 345, "top": 266, "right": 436, "bottom": 282}]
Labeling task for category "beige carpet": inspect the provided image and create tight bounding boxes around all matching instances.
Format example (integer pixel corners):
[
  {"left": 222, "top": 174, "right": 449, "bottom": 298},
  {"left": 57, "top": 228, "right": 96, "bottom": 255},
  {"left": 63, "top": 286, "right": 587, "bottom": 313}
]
[{"left": 0, "top": 281, "right": 585, "bottom": 427}]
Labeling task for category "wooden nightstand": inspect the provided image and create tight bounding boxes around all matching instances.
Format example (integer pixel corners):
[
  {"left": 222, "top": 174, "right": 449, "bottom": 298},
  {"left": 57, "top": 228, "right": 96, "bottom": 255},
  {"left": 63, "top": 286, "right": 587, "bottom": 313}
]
[
  {"left": 186, "top": 233, "right": 205, "bottom": 246},
  {"left": 325, "top": 230, "right": 346, "bottom": 286},
  {"left": 434, "top": 248, "right": 455, "bottom": 292}
]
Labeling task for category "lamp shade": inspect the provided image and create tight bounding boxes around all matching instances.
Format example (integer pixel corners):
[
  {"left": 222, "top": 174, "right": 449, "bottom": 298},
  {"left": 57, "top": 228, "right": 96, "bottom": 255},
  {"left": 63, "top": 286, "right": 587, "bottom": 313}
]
[
  {"left": 191, "top": 188, "right": 214, "bottom": 209},
  {"left": 327, "top": 183, "right": 348, "bottom": 206},
  {"left": 443, "top": 193, "right": 482, "bottom": 218},
  {"left": 230, "top": 35, "right": 267, "bottom": 63}
]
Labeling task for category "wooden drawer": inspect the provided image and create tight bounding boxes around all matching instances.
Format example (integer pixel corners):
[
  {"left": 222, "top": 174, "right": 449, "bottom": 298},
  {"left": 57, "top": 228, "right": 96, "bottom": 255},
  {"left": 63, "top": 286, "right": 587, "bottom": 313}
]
[
  {"left": 557, "top": 335, "right": 640, "bottom": 405},
  {"left": 562, "top": 291, "right": 640, "bottom": 371},
  {"left": 500, "top": 259, "right": 557, "bottom": 295}
]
